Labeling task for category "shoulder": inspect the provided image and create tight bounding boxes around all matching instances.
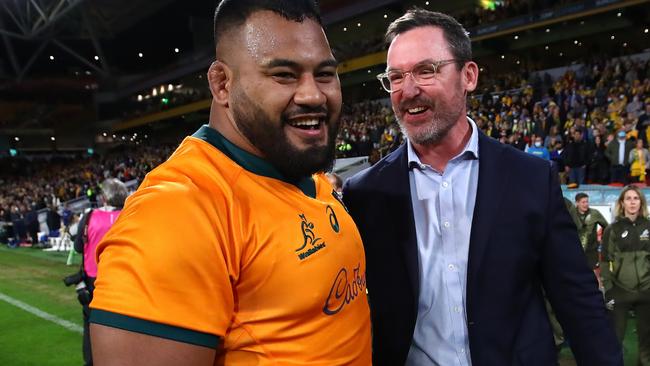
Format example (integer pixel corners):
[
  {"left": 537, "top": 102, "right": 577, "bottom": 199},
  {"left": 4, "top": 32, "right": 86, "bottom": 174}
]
[{"left": 345, "top": 144, "right": 405, "bottom": 189}]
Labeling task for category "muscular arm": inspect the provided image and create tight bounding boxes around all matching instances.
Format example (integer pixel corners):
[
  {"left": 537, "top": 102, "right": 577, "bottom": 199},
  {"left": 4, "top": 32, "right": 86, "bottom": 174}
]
[{"left": 91, "top": 324, "right": 217, "bottom": 366}]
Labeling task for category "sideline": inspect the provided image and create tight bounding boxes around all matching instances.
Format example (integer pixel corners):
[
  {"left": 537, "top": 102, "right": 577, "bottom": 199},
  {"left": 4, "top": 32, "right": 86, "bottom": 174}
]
[{"left": 0, "top": 291, "right": 83, "bottom": 334}]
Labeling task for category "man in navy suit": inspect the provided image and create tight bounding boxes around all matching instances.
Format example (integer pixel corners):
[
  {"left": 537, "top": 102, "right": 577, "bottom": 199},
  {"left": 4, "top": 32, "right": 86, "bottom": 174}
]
[{"left": 343, "top": 9, "right": 622, "bottom": 366}]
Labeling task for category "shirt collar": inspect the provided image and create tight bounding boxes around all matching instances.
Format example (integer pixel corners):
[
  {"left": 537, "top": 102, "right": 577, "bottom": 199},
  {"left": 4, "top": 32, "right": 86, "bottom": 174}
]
[
  {"left": 407, "top": 116, "right": 480, "bottom": 170},
  {"left": 192, "top": 125, "right": 316, "bottom": 198}
]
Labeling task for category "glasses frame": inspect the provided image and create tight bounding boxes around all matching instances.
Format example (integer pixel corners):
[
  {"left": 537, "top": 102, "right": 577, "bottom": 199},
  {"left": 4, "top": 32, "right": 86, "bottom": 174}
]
[{"left": 376, "top": 59, "right": 462, "bottom": 93}]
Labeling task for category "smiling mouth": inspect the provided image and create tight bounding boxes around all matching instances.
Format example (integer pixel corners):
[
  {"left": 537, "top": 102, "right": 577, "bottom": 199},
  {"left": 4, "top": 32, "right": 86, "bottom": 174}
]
[
  {"left": 406, "top": 106, "right": 429, "bottom": 115},
  {"left": 287, "top": 117, "right": 324, "bottom": 130}
]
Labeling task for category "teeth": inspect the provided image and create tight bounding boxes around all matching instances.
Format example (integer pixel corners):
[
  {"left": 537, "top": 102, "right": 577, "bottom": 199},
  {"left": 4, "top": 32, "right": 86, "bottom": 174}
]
[
  {"left": 291, "top": 119, "right": 320, "bottom": 127},
  {"left": 408, "top": 107, "right": 427, "bottom": 113}
]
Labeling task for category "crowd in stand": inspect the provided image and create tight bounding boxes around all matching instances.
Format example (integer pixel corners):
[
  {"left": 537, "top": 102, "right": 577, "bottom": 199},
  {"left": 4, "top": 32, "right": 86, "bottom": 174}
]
[
  {"left": 469, "top": 56, "right": 650, "bottom": 185},
  {"left": 2, "top": 55, "right": 649, "bottom": 245},
  {"left": 0, "top": 145, "right": 173, "bottom": 245}
]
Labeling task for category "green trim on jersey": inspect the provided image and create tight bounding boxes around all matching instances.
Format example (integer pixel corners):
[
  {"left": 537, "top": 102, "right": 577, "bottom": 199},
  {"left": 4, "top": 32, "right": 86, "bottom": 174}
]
[
  {"left": 193, "top": 125, "right": 316, "bottom": 198},
  {"left": 89, "top": 309, "right": 219, "bottom": 348}
]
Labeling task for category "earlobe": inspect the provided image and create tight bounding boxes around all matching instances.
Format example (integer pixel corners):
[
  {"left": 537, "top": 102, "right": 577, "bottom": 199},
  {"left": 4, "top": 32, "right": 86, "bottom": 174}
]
[{"left": 208, "top": 61, "right": 230, "bottom": 106}]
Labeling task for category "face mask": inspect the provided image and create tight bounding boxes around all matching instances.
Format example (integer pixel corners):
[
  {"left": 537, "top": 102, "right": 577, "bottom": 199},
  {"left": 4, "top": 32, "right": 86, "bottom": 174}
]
[{"left": 534, "top": 142, "right": 542, "bottom": 147}]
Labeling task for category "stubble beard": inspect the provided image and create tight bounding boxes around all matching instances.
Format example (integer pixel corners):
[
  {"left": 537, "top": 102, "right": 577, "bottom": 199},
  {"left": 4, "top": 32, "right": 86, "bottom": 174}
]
[{"left": 396, "top": 84, "right": 467, "bottom": 146}]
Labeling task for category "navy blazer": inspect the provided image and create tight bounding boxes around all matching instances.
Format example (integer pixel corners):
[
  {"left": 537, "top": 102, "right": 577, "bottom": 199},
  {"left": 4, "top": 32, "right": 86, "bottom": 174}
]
[{"left": 343, "top": 132, "right": 623, "bottom": 366}]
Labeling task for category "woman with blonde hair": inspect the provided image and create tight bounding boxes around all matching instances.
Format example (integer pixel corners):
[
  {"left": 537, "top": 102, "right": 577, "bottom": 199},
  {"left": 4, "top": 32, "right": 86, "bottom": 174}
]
[{"left": 600, "top": 185, "right": 650, "bottom": 364}]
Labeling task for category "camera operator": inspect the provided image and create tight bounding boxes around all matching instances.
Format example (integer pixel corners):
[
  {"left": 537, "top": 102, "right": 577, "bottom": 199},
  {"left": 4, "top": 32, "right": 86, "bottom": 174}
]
[{"left": 68, "top": 178, "right": 128, "bottom": 366}]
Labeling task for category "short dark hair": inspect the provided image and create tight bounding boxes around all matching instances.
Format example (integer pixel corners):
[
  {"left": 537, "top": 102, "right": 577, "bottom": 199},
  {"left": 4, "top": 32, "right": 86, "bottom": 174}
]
[
  {"left": 385, "top": 8, "right": 471, "bottom": 69},
  {"left": 575, "top": 192, "right": 588, "bottom": 202},
  {"left": 213, "top": 0, "right": 322, "bottom": 52}
]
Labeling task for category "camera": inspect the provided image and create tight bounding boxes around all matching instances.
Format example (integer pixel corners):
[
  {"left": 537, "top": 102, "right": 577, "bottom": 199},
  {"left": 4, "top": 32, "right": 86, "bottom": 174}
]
[
  {"left": 75, "top": 281, "right": 92, "bottom": 305},
  {"left": 63, "top": 271, "right": 83, "bottom": 287}
]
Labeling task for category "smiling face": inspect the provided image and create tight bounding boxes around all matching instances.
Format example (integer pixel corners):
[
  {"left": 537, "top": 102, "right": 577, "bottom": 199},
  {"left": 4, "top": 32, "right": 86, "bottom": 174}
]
[
  {"left": 213, "top": 11, "right": 341, "bottom": 180},
  {"left": 386, "top": 26, "right": 473, "bottom": 146},
  {"left": 576, "top": 197, "right": 589, "bottom": 214}
]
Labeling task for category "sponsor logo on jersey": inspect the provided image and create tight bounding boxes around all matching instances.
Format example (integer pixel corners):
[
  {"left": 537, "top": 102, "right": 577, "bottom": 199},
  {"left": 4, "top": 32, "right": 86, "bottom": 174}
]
[
  {"left": 622, "top": 230, "right": 628, "bottom": 238},
  {"left": 323, "top": 263, "right": 366, "bottom": 315},
  {"left": 326, "top": 205, "right": 340, "bottom": 233},
  {"left": 641, "top": 229, "right": 649, "bottom": 241},
  {"left": 295, "top": 214, "right": 327, "bottom": 260}
]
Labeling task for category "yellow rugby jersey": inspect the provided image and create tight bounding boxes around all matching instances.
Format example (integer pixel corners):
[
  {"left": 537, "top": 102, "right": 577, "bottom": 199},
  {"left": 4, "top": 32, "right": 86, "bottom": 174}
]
[{"left": 89, "top": 125, "right": 372, "bottom": 365}]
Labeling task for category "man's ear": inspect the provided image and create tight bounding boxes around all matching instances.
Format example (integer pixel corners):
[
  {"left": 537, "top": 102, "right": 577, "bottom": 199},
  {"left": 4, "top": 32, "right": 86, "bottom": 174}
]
[
  {"left": 463, "top": 61, "right": 479, "bottom": 93},
  {"left": 208, "top": 61, "right": 231, "bottom": 107}
]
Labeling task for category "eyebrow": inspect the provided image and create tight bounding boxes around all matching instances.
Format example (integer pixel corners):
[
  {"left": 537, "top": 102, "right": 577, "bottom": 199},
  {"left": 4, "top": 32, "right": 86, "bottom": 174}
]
[
  {"left": 264, "top": 58, "right": 339, "bottom": 69},
  {"left": 386, "top": 59, "right": 435, "bottom": 72}
]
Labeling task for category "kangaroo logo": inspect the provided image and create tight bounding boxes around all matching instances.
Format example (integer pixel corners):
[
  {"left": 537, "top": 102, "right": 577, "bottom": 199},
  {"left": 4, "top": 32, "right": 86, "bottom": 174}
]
[{"left": 295, "top": 213, "right": 327, "bottom": 261}]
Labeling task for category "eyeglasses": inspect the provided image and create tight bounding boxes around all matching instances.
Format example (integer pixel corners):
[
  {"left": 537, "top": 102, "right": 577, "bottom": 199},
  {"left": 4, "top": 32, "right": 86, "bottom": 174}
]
[{"left": 376, "top": 59, "right": 461, "bottom": 93}]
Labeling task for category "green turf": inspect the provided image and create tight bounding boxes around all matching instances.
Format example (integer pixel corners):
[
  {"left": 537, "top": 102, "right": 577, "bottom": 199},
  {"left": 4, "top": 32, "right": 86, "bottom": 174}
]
[{"left": 0, "top": 247, "right": 84, "bottom": 365}]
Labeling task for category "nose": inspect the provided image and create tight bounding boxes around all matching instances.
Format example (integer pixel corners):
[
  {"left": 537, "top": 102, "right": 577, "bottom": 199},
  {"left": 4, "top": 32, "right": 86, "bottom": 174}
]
[
  {"left": 399, "top": 72, "right": 420, "bottom": 98},
  {"left": 294, "top": 74, "right": 326, "bottom": 107}
]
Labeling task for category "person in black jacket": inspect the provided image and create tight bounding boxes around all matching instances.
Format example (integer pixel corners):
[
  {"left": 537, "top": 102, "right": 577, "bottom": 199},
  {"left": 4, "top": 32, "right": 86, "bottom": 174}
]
[
  {"left": 600, "top": 185, "right": 650, "bottom": 365},
  {"left": 562, "top": 127, "right": 592, "bottom": 185}
]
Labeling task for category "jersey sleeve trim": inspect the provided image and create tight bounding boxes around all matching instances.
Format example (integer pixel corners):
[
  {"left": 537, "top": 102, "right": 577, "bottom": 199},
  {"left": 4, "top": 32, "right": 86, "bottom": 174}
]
[{"left": 89, "top": 309, "right": 220, "bottom": 348}]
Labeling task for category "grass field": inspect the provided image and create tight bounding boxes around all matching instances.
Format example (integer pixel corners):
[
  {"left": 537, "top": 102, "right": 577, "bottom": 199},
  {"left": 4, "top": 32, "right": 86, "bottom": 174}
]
[
  {"left": 0, "top": 246, "right": 83, "bottom": 365},
  {"left": 0, "top": 245, "right": 642, "bottom": 365}
]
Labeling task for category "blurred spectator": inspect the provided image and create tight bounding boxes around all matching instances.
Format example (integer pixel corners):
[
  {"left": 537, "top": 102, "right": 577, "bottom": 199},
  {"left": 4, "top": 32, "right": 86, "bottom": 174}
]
[
  {"left": 562, "top": 127, "right": 591, "bottom": 185},
  {"left": 606, "top": 130, "right": 635, "bottom": 185},
  {"left": 588, "top": 135, "right": 610, "bottom": 184},
  {"left": 628, "top": 139, "right": 650, "bottom": 183},
  {"left": 526, "top": 135, "right": 550, "bottom": 160}
]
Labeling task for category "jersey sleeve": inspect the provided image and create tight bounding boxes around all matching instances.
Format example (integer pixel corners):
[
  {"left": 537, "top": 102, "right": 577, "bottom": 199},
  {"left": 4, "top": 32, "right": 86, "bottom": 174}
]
[{"left": 89, "top": 181, "right": 239, "bottom": 348}]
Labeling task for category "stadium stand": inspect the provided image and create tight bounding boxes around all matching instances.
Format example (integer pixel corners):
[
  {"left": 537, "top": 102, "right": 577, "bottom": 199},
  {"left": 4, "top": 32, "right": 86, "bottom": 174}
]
[{"left": 0, "top": 0, "right": 649, "bottom": 364}]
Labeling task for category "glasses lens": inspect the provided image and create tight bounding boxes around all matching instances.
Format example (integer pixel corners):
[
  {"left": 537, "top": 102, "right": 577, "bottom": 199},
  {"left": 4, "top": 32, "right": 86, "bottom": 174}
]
[
  {"left": 378, "top": 76, "right": 392, "bottom": 92},
  {"left": 413, "top": 65, "right": 438, "bottom": 83}
]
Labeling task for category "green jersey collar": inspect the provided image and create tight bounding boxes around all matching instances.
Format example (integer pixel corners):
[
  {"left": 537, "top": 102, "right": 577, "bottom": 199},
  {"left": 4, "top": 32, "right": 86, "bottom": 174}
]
[{"left": 192, "top": 125, "right": 315, "bottom": 198}]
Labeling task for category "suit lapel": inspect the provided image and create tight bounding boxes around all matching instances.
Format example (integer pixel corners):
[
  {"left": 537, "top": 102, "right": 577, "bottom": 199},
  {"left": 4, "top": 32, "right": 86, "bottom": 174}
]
[
  {"left": 467, "top": 134, "right": 508, "bottom": 301},
  {"left": 380, "top": 144, "right": 420, "bottom": 302}
]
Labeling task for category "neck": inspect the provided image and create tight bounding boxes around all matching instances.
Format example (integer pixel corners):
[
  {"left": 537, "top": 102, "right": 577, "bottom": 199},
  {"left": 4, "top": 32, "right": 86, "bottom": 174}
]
[
  {"left": 579, "top": 208, "right": 588, "bottom": 215},
  {"left": 209, "top": 103, "right": 264, "bottom": 158},
  {"left": 626, "top": 212, "right": 639, "bottom": 222},
  {"left": 411, "top": 117, "right": 471, "bottom": 172}
]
